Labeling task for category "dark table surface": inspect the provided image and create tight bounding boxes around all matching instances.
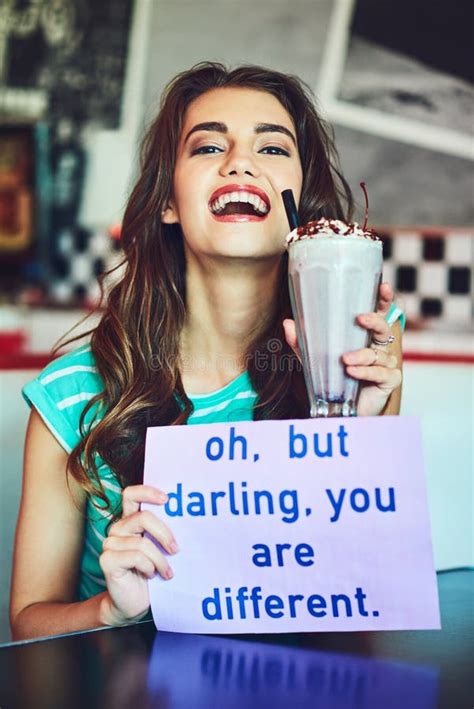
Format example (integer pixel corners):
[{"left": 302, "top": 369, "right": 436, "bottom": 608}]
[{"left": 0, "top": 569, "right": 472, "bottom": 709}]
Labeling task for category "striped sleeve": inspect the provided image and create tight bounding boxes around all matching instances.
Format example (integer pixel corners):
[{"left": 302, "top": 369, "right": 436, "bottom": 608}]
[{"left": 22, "top": 344, "right": 104, "bottom": 454}]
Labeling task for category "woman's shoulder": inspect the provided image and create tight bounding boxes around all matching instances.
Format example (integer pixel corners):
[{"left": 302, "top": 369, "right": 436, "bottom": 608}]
[
  {"left": 22, "top": 343, "right": 105, "bottom": 453},
  {"left": 30, "top": 343, "right": 104, "bottom": 402},
  {"left": 36, "top": 343, "right": 101, "bottom": 386}
]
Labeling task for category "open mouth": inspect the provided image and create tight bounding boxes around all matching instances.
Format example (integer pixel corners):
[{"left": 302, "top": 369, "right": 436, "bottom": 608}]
[{"left": 208, "top": 187, "right": 271, "bottom": 221}]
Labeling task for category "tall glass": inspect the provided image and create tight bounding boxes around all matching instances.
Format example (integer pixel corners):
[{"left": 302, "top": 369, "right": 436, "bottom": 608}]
[{"left": 288, "top": 233, "right": 383, "bottom": 417}]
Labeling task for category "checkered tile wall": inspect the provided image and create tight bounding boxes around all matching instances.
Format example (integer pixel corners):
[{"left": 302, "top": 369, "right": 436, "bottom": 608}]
[
  {"left": 49, "top": 226, "right": 124, "bottom": 305},
  {"left": 49, "top": 226, "right": 473, "bottom": 329},
  {"left": 379, "top": 229, "right": 472, "bottom": 327}
]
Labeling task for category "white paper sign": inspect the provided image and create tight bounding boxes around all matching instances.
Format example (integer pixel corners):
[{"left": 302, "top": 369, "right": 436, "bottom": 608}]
[{"left": 142, "top": 416, "right": 440, "bottom": 633}]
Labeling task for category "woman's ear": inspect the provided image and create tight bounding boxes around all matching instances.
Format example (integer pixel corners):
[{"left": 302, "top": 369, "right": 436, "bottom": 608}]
[{"left": 161, "top": 199, "right": 179, "bottom": 224}]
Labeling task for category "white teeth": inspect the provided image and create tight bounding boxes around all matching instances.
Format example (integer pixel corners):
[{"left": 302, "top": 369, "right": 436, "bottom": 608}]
[
  {"left": 209, "top": 190, "right": 270, "bottom": 214},
  {"left": 256, "top": 197, "right": 268, "bottom": 214}
]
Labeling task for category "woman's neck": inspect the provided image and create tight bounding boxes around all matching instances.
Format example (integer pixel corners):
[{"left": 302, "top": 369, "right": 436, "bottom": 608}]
[{"left": 180, "top": 256, "right": 282, "bottom": 392}]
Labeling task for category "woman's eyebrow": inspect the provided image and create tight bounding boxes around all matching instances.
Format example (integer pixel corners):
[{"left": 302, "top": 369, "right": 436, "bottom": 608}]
[
  {"left": 254, "top": 123, "right": 296, "bottom": 146},
  {"left": 184, "top": 121, "right": 297, "bottom": 147},
  {"left": 184, "top": 122, "right": 227, "bottom": 143}
]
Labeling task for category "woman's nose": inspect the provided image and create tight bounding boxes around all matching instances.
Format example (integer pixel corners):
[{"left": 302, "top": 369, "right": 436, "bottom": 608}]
[{"left": 219, "top": 147, "right": 261, "bottom": 178}]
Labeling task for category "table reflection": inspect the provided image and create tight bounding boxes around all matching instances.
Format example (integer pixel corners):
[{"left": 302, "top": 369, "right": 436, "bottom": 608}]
[{"left": 147, "top": 633, "right": 438, "bottom": 708}]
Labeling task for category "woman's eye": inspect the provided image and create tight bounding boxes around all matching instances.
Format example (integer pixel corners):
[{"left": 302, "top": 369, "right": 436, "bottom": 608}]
[
  {"left": 191, "top": 145, "right": 224, "bottom": 155},
  {"left": 259, "top": 146, "right": 291, "bottom": 156}
]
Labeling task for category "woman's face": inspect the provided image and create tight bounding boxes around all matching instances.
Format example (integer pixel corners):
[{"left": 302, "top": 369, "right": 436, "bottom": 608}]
[{"left": 162, "top": 87, "right": 303, "bottom": 261}]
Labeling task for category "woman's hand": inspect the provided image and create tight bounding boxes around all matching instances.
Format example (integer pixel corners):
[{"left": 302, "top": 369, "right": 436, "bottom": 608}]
[
  {"left": 341, "top": 283, "right": 402, "bottom": 416},
  {"left": 283, "top": 282, "right": 403, "bottom": 417},
  {"left": 99, "top": 485, "right": 178, "bottom": 626}
]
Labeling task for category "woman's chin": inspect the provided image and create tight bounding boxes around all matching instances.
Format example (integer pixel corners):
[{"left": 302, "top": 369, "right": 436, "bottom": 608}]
[
  {"left": 183, "top": 221, "right": 287, "bottom": 261},
  {"left": 209, "top": 242, "right": 285, "bottom": 261}
]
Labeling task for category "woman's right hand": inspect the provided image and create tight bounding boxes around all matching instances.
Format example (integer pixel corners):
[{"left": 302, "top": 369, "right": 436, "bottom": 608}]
[{"left": 99, "top": 485, "right": 178, "bottom": 626}]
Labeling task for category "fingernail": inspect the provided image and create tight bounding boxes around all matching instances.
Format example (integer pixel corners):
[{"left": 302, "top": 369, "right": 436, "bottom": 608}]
[
  {"left": 157, "top": 492, "right": 168, "bottom": 503},
  {"left": 169, "top": 540, "right": 179, "bottom": 554},
  {"left": 165, "top": 567, "right": 174, "bottom": 580}
]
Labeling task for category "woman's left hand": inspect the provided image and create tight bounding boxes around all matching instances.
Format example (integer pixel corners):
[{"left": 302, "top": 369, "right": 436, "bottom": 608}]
[{"left": 283, "top": 282, "right": 403, "bottom": 417}]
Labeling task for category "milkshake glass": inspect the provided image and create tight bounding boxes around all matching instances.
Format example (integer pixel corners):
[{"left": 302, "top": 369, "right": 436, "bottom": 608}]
[{"left": 287, "top": 218, "right": 383, "bottom": 417}]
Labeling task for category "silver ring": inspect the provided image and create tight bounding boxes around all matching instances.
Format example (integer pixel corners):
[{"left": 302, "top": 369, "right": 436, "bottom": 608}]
[
  {"left": 372, "top": 334, "right": 395, "bottom": 347},
  {"left": 371, "top": 348, "right": 379, "bottom": 365}
]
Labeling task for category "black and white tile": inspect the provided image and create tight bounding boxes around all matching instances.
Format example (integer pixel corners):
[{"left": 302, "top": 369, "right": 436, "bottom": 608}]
[
  {"left": 48, "top": 225, "right": 473, "bottom": 329},
  {"left": 381, "top": 229, "right": 472, "bottom": 326}
]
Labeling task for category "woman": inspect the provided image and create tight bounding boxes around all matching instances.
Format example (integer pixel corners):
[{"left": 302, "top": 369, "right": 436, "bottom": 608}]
[{"left": 10, "top": 63, "right": 403, "bottom": 639}]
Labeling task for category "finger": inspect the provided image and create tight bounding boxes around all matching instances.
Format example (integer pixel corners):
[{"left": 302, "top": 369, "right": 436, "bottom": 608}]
[
  {"left": 357, "top": 312, "right": 392, "bottom": 343},
  {"left": 282, "top": 319, "right": 298, "bottom": 350},
  {"left": 346, "top": 364, "right": 402, "bottom": 389},
  {"left": 342, "top": 348, "right": 397, "bottom": 368},
  {"left": 282, "top": 319, "right": 301, "bottom": 362},
  {"left": 376, "top": 282, "right": 393, "bottom": 316},
  {"left": 122, "top": 485, "right": 168, "bottom": 518},
  {"left": 102, "top": 535, "right": 174, "bottom": 580},
  {"left": 110, "top": 510, "right": 179, "bottom": 555},
  {"left": 100, "top": 548, "right": 157, "bottom": 580}
]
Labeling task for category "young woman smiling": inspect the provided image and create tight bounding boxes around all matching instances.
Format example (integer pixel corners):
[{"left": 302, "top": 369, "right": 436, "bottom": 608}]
[{"left": 10, "top": 63, "right": 403, "bottom": 639}]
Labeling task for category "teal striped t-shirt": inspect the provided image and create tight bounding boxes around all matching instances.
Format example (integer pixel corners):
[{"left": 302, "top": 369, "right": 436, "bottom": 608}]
[
  {"left": 22, "top": 303, "right": 404, "bottom": 600},
  {"left": 22, "top": 343, "right": 259, "bottom": 600}
]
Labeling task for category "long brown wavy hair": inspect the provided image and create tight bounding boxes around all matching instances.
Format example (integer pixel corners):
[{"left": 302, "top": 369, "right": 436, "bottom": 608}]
[{"left": 59, "top": 62, "right": 353, "bottom": 513}]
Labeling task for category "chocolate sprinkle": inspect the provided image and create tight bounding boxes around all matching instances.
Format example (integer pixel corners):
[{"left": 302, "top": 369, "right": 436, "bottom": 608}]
[{"left": 286, "top": 218, "right": 382, "bottom": 247}]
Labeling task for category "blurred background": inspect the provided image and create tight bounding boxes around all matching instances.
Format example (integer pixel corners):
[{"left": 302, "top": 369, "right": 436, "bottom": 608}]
[{"left": 0, "top": 0, "right": 472, "bottom": 642}]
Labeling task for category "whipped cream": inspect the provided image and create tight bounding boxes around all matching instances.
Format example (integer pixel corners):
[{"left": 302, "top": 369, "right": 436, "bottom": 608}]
[{"left": 286, "top": 218, "right": 382, "bottom": 247}]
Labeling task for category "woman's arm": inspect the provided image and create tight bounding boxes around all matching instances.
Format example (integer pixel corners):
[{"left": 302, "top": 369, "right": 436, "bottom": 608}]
[
  {"left": 9, "top": 408, "right": 107, "bottom": 640},
  {"left": 10, "top": 408, "right": 178, "bottom": 640}
]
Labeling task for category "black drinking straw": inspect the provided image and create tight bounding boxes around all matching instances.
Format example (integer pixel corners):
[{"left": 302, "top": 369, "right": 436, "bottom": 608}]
[{"left": 281, "top": 189, "right": 299, "bottom": 230}]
